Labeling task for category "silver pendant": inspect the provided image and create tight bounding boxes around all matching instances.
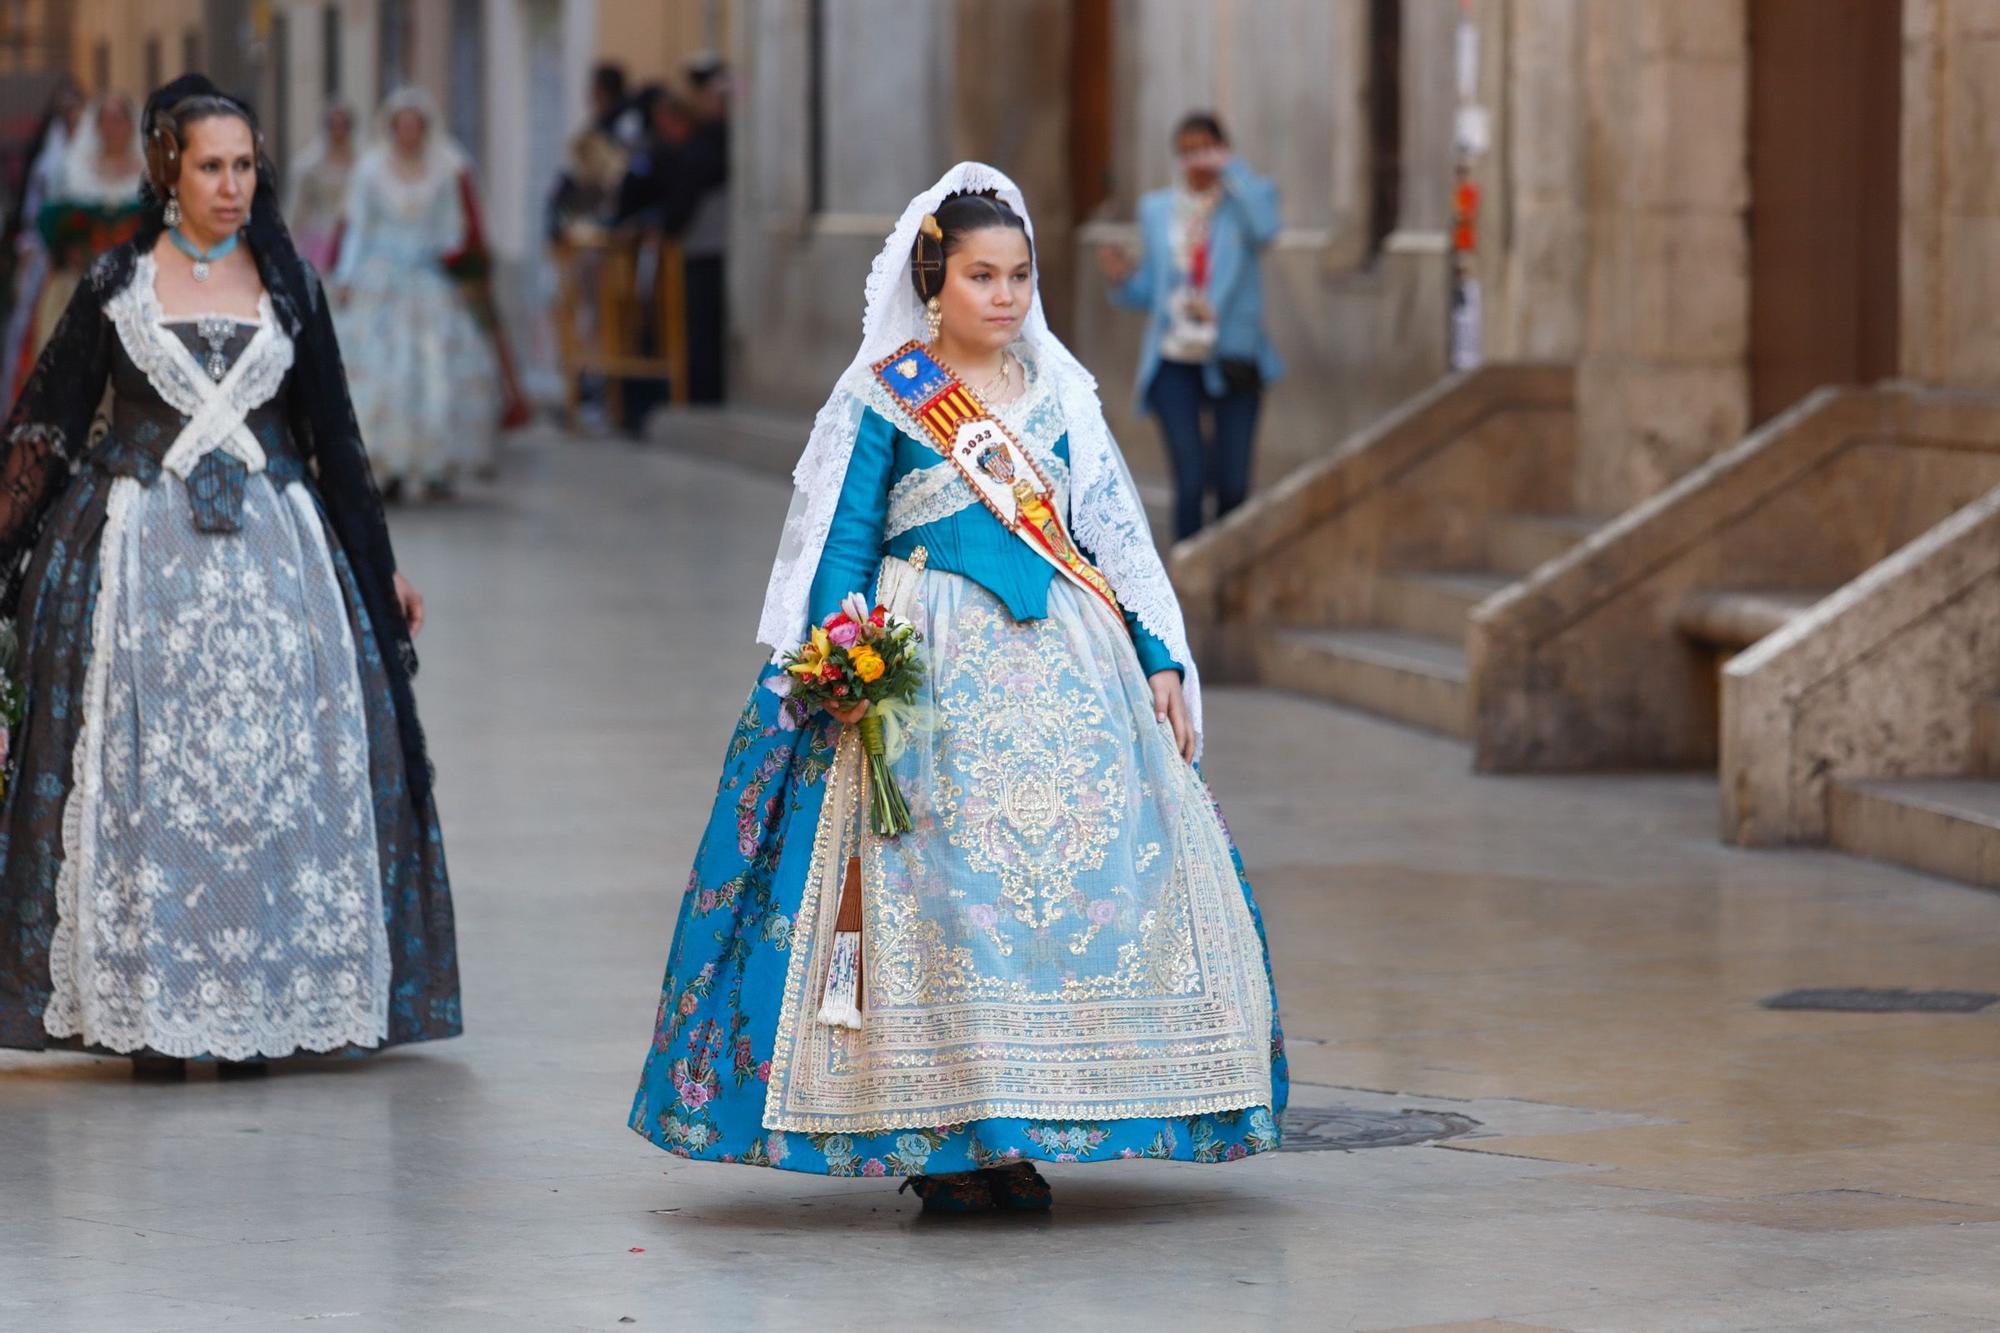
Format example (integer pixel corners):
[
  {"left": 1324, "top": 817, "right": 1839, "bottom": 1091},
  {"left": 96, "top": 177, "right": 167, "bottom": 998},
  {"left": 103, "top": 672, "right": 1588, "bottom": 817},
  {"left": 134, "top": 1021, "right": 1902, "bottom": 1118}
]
[
  {"left": 192, "top": 260, "right": 210, "bottom": 282},
  {"left": 197, "top": 316, "right": 233, "bottom": 382}
]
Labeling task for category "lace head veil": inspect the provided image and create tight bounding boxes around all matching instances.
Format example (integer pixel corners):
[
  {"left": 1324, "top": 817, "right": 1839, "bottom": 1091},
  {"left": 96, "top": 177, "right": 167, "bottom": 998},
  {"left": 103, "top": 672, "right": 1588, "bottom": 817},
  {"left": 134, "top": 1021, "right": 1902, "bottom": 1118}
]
[
  {"left": 754, "top": 161, "right": 1206, "bottom": 751},
  {"left": 365, "top": 87, "right": 469, "bottom": 186},
  {"left": 61, "top": 95, "right": 144, "bottom": 204}
]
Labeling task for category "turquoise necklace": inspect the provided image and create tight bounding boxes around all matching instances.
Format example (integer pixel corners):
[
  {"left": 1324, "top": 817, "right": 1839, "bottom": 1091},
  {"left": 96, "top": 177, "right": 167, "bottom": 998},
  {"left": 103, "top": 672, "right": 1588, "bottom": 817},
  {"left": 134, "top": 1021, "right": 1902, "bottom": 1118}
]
[{"left": 167, "top": 225, "right": 241, "bottom": 282}]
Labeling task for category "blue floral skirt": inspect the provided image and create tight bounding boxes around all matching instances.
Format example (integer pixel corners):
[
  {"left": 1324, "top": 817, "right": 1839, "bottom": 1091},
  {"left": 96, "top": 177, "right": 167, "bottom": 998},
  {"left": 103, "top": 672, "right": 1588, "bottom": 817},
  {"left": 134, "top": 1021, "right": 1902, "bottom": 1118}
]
[{"left": 629, "top": 577, "right": 1287, "bottom": 1176}]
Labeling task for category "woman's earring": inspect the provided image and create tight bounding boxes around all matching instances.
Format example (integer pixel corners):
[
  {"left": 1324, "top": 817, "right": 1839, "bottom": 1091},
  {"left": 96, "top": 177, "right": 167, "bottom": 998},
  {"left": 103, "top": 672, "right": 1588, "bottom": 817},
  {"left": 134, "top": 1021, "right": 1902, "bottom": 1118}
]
[
  {"left": 924, "top": 296, "right": 942, "bottom": 343},
  {"left": 163, "top": 191, "right": 181, "bottom": 228}
]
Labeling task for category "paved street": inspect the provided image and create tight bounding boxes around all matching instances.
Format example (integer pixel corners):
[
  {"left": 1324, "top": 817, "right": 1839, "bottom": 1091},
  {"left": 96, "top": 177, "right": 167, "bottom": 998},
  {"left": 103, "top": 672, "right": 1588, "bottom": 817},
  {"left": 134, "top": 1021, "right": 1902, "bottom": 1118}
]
[{"left": 4, "top": 427, "right": 1999, "bottom": 1332}]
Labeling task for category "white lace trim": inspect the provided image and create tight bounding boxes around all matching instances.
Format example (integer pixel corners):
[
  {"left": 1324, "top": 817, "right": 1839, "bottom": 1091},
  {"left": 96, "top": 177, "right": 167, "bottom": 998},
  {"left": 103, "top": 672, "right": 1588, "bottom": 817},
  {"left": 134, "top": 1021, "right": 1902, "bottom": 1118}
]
[
  {"left": 43, "top": 476, "right": 391, "bottom": 1059},
  {"left": 105, "top": 253, "right": 295, "bottom": 479},
  {"left": 41, "top": 479, "right": 131, "bottom": 1046},
  {"left": 753, "top": 164, "right": 1203, "bottom": 750}
]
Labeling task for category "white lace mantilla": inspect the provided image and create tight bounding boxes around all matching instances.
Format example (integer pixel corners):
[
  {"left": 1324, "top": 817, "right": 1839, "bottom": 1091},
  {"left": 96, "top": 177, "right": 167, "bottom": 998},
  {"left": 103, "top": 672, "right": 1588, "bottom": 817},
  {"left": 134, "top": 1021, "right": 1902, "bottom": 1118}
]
[
  {"left": 43, "top": 264, "right": 388, "bottom": 1058},
  {"left": 754, "top": 162, "right": 1207, "bottom": 752},
  {"left": 104, "top": 253, "right": 294, "bottom": 480}
]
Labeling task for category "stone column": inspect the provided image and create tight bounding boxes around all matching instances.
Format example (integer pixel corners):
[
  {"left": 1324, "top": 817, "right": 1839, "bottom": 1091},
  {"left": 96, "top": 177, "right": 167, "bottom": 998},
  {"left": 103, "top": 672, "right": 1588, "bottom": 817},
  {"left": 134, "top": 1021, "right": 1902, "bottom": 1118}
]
[
  {"left": 1901, "top": 0, "right": 2000, "bottom": 388},
  {"left": 1473, "top": 0, "right": 1587, "bottom": 363},
  {"left": 1573, "top": 0, "right": 1750, "bottom": 513}
]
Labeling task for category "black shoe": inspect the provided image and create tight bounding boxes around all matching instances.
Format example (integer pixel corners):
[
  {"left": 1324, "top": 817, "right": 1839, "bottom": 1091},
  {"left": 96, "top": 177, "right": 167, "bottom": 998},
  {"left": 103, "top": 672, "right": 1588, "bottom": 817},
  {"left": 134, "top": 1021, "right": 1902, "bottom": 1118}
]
[
  {"left": 217, "top": 1060, "right": 269, "bottom": 1080},
  {"left": 899, "top": 1170, "right": 997, "bottom": 1215},
  {"left": 131, "top": 1055, "right": 187, "bottom": 1081},
  {"left": 981, "top": 1162, "right": 1053, "bottom": 1212}
]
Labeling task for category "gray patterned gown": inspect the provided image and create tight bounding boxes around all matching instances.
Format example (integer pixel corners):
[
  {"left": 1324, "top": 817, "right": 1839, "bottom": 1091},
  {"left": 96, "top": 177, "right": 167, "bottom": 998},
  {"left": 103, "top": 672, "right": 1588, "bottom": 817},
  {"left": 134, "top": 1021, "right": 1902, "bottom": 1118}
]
[{"left": 0, "top": 252, "right": 459, "bottom": 1059}]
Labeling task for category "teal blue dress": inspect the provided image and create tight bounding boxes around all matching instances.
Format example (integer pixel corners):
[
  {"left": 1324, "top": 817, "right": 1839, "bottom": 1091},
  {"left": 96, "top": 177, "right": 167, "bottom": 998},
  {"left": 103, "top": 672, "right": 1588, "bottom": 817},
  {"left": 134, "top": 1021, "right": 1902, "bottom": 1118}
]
[{"left": 630, "top": 359, "right": 1286, "bottom": 1175}]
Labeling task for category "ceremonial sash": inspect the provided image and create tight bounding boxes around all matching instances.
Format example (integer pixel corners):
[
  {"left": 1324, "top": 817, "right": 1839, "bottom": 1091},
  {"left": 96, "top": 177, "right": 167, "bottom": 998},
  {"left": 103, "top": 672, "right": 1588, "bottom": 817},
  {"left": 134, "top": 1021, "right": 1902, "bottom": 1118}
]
[{"left": 870, "top": 340, "right": 1121, "bottom": 618}]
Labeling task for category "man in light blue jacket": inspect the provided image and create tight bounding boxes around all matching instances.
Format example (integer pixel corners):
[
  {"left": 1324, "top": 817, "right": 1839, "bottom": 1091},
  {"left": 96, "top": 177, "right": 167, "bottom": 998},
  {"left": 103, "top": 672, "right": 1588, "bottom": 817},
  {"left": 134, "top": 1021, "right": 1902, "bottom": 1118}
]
[{"left": 1100, "top": 112, "right": 1283, "bottom": 540}]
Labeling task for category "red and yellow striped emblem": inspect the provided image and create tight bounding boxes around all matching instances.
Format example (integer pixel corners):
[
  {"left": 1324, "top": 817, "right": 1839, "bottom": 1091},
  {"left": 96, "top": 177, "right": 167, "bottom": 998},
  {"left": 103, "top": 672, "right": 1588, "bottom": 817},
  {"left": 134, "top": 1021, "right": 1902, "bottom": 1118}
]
[{"left": 917, "top": 386, "right": 983, "bottom": 450}]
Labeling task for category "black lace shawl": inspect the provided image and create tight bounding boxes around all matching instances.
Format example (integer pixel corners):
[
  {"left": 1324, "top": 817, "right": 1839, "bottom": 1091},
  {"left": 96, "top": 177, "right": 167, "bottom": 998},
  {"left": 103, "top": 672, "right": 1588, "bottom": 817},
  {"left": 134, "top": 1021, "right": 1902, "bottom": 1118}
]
[{"left": 0, "top": 238, "right": 435, "bottom": 812}]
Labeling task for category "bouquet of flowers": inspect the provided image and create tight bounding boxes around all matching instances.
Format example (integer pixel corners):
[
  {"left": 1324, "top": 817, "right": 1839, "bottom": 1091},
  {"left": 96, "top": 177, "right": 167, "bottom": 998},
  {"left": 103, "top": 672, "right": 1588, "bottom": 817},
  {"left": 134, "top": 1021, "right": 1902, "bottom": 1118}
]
[
  {"left": 781, "top": 593, "right": 925, "bottom": 835},
  {"left": 0, "top": 619, "right": 23, "bottom": 801}
]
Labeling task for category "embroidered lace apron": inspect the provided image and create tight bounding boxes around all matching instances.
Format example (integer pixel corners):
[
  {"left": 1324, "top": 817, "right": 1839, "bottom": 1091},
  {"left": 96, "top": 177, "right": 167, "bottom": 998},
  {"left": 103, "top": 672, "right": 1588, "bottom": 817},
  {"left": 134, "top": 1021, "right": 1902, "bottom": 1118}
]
[{"left": 40, "top": 255, "right": 391, "bottom": 1059}]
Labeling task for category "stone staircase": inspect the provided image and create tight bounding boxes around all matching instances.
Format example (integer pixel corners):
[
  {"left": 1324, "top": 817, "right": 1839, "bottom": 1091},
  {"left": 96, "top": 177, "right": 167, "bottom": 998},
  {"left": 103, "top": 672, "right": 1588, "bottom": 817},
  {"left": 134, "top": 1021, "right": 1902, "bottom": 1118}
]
[
  {"left": 1826, "top": 694, "right": 2000, "bottom": 891},
  {"left": 1258, "top": 513, "right": 1603, "bottom": 738}
]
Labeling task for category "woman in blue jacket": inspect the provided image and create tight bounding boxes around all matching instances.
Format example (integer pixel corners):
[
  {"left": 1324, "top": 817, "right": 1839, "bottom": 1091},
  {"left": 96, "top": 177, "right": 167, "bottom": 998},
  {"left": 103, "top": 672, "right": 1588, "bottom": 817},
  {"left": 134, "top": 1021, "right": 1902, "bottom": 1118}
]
[{"left": 1100, "top": 113, "right": 1283, "bottom": 540}]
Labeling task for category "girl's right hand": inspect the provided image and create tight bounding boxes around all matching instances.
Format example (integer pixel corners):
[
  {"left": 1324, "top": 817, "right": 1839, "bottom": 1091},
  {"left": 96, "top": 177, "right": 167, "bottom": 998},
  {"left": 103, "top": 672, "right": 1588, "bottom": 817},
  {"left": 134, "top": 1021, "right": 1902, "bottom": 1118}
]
[{"left": 826, "top": 700, "right": 870, "bottom": 726}]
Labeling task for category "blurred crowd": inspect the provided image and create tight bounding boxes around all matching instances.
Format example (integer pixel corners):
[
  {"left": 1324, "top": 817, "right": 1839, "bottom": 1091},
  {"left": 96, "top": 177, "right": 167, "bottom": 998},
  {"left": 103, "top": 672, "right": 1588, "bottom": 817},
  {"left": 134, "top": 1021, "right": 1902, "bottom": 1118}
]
[
  {"left": 0, "top": 51, "right": 735, "bottom": 488},
  {"left": 548, "top": 55, "right": 732, "bottom": 430}
]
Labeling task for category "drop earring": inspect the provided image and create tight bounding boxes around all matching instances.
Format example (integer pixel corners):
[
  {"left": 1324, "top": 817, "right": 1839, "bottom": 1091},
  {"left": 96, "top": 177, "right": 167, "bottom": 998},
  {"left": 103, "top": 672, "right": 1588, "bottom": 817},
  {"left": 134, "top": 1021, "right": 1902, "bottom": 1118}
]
[
  {"left": 163, "top": 190, "right": 182, "bottom": 228},
  {"left": 924, "top": 296, "right": 942, "bottom": 344}
]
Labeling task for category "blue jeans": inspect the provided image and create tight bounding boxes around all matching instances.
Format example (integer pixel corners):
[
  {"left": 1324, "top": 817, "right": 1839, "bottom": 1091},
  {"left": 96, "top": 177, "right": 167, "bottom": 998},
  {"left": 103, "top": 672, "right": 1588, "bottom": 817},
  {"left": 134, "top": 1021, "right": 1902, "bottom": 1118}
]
[{"left": 1145, "top": 360, "right": 1262, "bottom": 541}]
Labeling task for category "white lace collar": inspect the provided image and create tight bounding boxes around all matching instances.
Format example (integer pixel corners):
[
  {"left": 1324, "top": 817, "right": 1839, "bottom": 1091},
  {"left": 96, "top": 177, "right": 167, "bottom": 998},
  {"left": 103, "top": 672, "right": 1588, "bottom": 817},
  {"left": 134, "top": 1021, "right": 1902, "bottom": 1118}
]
[{"left": 106, "top": 254, "right": 296, "bottom": 479}]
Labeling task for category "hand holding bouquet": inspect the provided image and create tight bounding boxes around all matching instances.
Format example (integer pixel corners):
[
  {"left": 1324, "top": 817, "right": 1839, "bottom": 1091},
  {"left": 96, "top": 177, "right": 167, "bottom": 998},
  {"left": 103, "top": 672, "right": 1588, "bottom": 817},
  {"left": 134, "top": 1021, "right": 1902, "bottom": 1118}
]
[{"left": 781, "top": 593, "right": 925, "bottom": 835}]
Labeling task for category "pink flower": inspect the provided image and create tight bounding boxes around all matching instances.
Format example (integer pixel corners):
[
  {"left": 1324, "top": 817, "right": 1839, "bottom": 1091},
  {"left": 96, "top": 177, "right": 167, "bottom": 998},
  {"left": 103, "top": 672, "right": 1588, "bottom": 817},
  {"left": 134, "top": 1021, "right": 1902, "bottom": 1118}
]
[
  {"left": 861, "top": 1158, "right": 887, "bottom": 1177},
  {"left": 967, "top": 903, "right": 998, "bottom": 930},
  {"left": 1226, "top": 1144, "right": 1247, "bottom": 1161},
  {"left": 1088, "top": 899, "right": 1117, "bottom": 926},
  {"left": 755, "top": 1060, "right": 772, "bottom": 1082},
  {"left": 827, "top": 619, "right": 861, "bottom": 648}
]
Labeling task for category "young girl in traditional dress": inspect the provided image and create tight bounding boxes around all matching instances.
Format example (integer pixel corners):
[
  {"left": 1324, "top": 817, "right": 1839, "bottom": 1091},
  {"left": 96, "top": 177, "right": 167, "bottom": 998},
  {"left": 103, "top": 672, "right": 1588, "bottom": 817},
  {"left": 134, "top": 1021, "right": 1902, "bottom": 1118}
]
[{"left": 629, "top": 163, "right": 1286, "bottom": 1212}]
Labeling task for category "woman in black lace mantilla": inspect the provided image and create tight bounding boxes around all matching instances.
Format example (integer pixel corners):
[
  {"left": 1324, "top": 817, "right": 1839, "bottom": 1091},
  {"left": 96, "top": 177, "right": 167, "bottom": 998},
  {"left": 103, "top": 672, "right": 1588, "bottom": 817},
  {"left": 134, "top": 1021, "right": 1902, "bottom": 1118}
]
[{"left": 0, "top": 75, "right": 460, "bottom": 1069}]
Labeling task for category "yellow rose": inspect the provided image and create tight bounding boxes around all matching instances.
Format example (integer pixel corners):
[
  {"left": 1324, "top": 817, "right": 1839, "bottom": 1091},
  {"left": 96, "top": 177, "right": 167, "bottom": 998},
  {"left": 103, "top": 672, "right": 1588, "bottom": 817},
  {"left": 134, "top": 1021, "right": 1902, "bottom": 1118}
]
[{"left": 848, "top": 644, "right": 886, "bottom": 683}]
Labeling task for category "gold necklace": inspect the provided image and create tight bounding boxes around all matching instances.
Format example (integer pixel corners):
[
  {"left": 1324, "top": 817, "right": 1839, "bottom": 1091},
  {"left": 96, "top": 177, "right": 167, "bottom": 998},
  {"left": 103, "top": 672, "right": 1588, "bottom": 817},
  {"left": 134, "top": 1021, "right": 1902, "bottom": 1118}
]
[{"left": 930, "top": 345, "right": 1016, "bottom": 399}]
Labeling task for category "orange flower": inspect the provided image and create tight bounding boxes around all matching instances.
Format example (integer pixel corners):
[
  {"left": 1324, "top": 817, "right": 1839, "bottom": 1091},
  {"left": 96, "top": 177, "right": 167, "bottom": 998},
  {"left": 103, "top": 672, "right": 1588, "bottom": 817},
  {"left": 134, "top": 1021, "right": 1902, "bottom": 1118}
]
[{"left": 848, "top": 644, "right": 886, "bottom": 683}]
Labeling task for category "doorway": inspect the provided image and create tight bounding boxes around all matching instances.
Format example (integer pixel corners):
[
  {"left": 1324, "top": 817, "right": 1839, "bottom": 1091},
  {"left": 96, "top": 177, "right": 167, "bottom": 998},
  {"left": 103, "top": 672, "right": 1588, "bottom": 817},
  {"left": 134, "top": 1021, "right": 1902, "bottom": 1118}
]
[{"left": 1748, "top": 0, "right": 1901, "bottom": 423}]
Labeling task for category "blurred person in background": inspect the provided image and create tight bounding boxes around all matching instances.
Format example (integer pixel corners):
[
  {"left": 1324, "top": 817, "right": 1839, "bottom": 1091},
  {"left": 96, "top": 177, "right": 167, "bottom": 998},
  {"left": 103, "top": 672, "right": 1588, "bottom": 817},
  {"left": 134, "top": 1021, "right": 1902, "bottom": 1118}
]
[
  {"left": 284, "top": 99, "right": 357, "bottom": 273},
  {"left": 332, "top": 88, "right": 501, "bottom": 499},
  {"left": 677, "top": 55, "right": 730, "bottom": 404},
  {"left": 0, "top": 78, "right": 85, "bottom": 407},
  {"left": 549, "top": 62, "right": 631, "bottom": 239},
  {"left": 6, "top": 93, "right": 148, "bottom": 406},
  {"left": 0, "top": 75, "right": 459, "bottom": 1071},
  {"left": 609, "top": 84, "right": 695, "bottom": 432},
  {"left": 1099, "top": 111, "right": 1282, "bottom": 541}
]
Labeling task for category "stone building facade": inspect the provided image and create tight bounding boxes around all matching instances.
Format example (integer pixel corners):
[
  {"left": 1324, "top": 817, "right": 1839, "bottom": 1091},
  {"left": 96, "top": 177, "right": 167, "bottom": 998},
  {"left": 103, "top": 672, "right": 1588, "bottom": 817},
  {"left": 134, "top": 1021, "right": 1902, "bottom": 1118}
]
[{"left": 729, "top": 0, "right": 1467, "bottom": 486}]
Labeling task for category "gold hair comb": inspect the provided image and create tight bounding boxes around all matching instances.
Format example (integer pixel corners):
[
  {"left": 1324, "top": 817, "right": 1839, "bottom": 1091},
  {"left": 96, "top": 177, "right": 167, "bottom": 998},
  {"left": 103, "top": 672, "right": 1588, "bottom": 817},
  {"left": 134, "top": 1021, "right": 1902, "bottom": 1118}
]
[{"left": 919, "top": 213, "right": 943, "bottom": 242}]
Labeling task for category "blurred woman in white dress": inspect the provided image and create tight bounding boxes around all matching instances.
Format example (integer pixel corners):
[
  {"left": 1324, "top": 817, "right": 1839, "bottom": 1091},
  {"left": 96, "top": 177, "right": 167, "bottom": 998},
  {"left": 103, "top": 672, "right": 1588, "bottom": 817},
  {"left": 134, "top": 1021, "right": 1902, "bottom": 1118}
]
[
  {"left": 331, "top": 89, "right": 498, "bottom": 500},
  {"left": 284, "top": 100, "right": 357, "bottom": 274}
]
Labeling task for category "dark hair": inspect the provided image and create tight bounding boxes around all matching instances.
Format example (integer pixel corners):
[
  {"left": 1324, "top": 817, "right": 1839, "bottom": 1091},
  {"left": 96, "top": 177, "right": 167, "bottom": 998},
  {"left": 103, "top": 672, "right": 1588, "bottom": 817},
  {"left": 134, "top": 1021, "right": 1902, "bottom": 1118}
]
[
  {"left": 143, "top": 90, "right": 262, "bottom": 209},
  {"left": 1173, "top": 111, "right": 1229, "bottom": 146},
  {"left": 908, "top": 189, "right": 1032, "bottom": 303},
  {"left": 592, "top": 63, "right": 628, "bottom": 102},
  {"left": 135, "top": 76, "right": 299, "bottom": 294}
]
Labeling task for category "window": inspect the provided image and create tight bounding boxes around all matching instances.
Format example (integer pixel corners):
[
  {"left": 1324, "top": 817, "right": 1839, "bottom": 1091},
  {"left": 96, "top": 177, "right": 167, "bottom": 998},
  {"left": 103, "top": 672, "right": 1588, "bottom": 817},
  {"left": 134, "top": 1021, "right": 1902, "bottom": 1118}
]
[
  {"left": 271, "top": 10, "right": 290, "bottom": 174},
  {"left": 809, "top": 0, "right": 943, "bottom": 216},
  {"left": 448, "top": 0, "right": 484, "bottom": 169},
  {"left": 322, "top": 3, "right": 341, "bottom": 99},
  {"left": 378, "top": 0, "right": 412, "bottom": 97},
  {"left": 1367, "top": 0, "right": 1403, "bottom": 254}
]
